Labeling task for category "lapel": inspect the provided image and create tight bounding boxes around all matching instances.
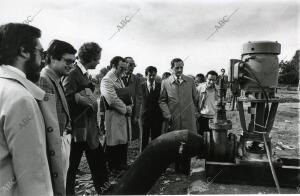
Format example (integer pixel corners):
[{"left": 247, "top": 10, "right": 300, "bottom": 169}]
[
  {"left": 44, "top": 67, "right": 70, "bottom": 118},
  {"left": 0, "top": 65, "right": 45, "bottom": 100},
  {"left": 108, "top": 69, "right": 124, "bottom": 89},
  {"left": 142, "top": 82, "right": 149, "bottom": 96},
  {"left": 155, "top": 82, "right": 161, "bottom": 94}
]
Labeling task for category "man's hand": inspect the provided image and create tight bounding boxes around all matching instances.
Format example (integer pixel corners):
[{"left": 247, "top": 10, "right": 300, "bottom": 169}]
[
  {"left": 126, "top": 105, "right": 132, "bottom": 116},
  {"left": 165, "top": 115, "right": 172, "bottom": 123},
  {"left": 133, "top": 116, "right": 139, "bottom": 124}
]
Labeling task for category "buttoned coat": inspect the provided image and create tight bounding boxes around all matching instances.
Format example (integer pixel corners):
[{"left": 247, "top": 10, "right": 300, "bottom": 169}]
[
  {"left": 100, "top": 69, "right": 128, "bottom": 146},
  {"left": 159, "top": 74, "right": 199, "bottom": 133},
  {"left": 39, "top": 66, "right": 71, "bottom": 135},
  {"left": 0, "top": 65, "right": 65, "bottom": 196}
]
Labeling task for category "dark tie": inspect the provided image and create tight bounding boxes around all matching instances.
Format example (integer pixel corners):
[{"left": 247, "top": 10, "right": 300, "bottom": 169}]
[
  {"left": 177, "top": 77, "right": 181, "bottom": 84},
  {"left": 150, "top": 83, "right": 154, "bottom": 94},
  {"left": 123, "top": 75, "right": 130, "bottom": 87}
]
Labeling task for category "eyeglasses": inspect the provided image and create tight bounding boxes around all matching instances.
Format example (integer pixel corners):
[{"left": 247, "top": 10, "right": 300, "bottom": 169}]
[
  {"left": 127, "top": 62, "right": 136, "bottom": 67},
  {"left": 61, "top": 57, "right": 75, "bottom": 66},
  {"left": 34, "top": 47, "right": 45, "bottom": 58}
]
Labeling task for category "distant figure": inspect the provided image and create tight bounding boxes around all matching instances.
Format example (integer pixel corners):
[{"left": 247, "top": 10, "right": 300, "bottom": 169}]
[
  {"left": 162, "top": 72, "right": 171, "bottom": 80},
  {"left": 159, "top": 58, "right": 199, "bottom": 175},
  {"left": 195, "top": 73, "right": 205, "bottom": 87},
  {"left": 140, "top": 66, "right": 163, "bottom": 151},
  {"left": 136, "top": 72, "right": 146, "bottom": 83},
  {"left": 219, "top": 68, "right": 229, "bottom": 98},
  {"left": 155, "top": 75, "right": 162, "bottom": 83}
]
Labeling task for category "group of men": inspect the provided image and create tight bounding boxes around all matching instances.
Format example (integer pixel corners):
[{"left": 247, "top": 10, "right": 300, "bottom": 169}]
[{"left": 0, "top": 22, "right": 220, "bottom": 196}]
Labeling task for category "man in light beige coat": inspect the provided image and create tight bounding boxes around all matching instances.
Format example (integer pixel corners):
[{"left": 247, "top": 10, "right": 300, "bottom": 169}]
[
  {"left": 159, "top": 58, "right": 199, "bottom": 175},
  {"left": 0, "top": 23, "right": 65, "bottom": 196},
  {"left": 100, "top": 56, "right": 132, "bottom": 174}
]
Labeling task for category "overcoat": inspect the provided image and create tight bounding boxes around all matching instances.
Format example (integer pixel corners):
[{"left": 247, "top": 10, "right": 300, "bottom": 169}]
[
  {"left": 0, "top": 65, "right": 65, "bottom": 196},
  {"left": 100, "top": 69, "right": 128, "bottom": 146},
  {"left": 159, "top": 74, "right": 199, "bottom": 132}
]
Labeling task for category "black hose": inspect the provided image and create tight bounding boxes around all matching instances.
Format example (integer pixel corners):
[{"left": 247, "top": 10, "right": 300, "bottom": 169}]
[{"left": 108, "top": 130, "right": 204, "bottom": 195}]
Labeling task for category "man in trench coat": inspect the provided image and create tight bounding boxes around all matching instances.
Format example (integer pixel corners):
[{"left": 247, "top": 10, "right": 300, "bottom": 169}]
[
  {"left": 0, "top": 23, "right": 65, "bottom": 196},
  {"left": 159, "top": 58, "right": 200, "bottom": 175},
  {"left": 101, "top": 56, "right": 132, "bottom": 173}
]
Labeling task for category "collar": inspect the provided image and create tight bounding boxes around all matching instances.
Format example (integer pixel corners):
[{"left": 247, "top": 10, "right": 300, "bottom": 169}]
[
  {"left": 77, "top": 61, "right": 87, "bottom": 75},
  {"left": 199, "top": 82, "right": 217, "bottom": 93},
  {"left": 147, "top": 80, "right": 156, "bottom": 88},
  {"left": 110, "top": 68, "right": 122, "bottom": 82},
  {"left": 42, "top": 66, "right": 60, "bottom": 83},
  {"left": 170, "top": 74, "right": 186, "bottom": 83},
  {"left": 0, "top": 65, "right": 45, "bottom": 100},
  {"left": 4, "top": 65, "right": 26, "bottom": 78}
]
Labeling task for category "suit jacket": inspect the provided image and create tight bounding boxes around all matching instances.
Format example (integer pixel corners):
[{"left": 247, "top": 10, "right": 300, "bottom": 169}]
[
  {"left": 0, "top": 65, "right": 65, "bottom": 196},
  {"left": 159, "top": 74, "right": 199, "bottom": 133},
  {"left": 39, "top": 66, "right": 71, "bottom": 135},
  {"left": 122, "top": 74, "right": 142, "bottom": 118},
  {"left": 140, "top": 81, "right": 163, "bottom": 122},
  {"left": 62, "top": 64, "right": 99, "bottom": 149},
  {"left": 100, "top": 69, "right": 128, "bottom": 146}
]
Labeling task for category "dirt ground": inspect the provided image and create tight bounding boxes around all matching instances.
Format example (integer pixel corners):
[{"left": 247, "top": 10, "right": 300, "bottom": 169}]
[{"left": 76, "top": 89, "right": 299, "bottom": 195}]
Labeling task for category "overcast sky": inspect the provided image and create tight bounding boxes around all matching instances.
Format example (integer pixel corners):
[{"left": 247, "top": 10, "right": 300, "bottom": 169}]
[{"left": 1, "top": 0, "right": 299, "bottom": 76}]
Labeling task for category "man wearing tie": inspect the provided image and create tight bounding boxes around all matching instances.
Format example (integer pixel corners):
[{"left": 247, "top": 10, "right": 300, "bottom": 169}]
[
  {"left": 159, "top": 58, "right": 200, "bottom": 175},
  {"left": 123, "top": 57, "right": 142, "bottom": 141},
  {"left": 140, "top": 66, "right": 163, "bottom": 151}
]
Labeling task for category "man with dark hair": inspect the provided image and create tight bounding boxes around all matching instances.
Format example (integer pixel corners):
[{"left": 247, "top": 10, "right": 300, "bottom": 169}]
[
  {"left": 38, "top": 39, "right": 76, "bottom": 189},
  {"left": 63, "top": 42, "right": 108, "bottom": 195},
  {"left": 195, "top": 73, "right": 205, "bottom": 87},
  {"left": 101, "top": 56, "right": 132, "bottom": 174},
  {"left": 159, "top": 58, "right": 199, "bottom": 175},
  {"left": 140, "top": 66, "right": 163, "bottom": 151},
  {"left": 0, "top": 23, "right": 54, "bottom": 195},
  {"left": 123, "top": 57, "right": 142, "bottom": 142},
  {"left": 197, "top": 70, "right": 218, "bottom": 136}
]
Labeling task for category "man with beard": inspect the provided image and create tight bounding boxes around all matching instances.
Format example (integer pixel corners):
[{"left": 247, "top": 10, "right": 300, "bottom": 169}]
[
  {"left": 63, "top": 42, "right": 109, "bottom": 195},
  {"left": 38, "top": 40, "right": 76, "bottom": 189},
  {"left": 0, "top": 23, "right": 54, "bottom": 195}
]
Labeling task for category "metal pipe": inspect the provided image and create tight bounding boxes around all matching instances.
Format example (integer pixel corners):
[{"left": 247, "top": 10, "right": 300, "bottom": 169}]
[
  {"left": 263, "top": 133, "right": 281, "bottom": 193},
  {"left": 108, "top": 130, "right": 204, "bottom": 195}
]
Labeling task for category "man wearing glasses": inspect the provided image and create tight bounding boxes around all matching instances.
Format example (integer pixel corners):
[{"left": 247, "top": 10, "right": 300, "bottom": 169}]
[
  {"left": 38, "top": 39, "right": 76, "bottom": 191},
  {"left": 0, "top": 23, "right": 54, "bottom": 195},
  {"left": 123, "top": 57, "right": 142, "bottom": 142}
]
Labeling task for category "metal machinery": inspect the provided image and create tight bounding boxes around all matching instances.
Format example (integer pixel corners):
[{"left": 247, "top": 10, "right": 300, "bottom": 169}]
[{"left": 205, "top": 41, "right": 300, "bottom": 192}]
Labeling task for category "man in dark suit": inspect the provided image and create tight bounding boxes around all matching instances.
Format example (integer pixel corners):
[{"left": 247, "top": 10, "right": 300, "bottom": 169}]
[
  {"left": 123, "top": 57, "right": 142, "bottom": 141},
  {"left": 140, "top": 66, "right": 163, "bottom": 151},
  {"left": 62, "top": 42, "right": 109, "bottom": 195}
]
